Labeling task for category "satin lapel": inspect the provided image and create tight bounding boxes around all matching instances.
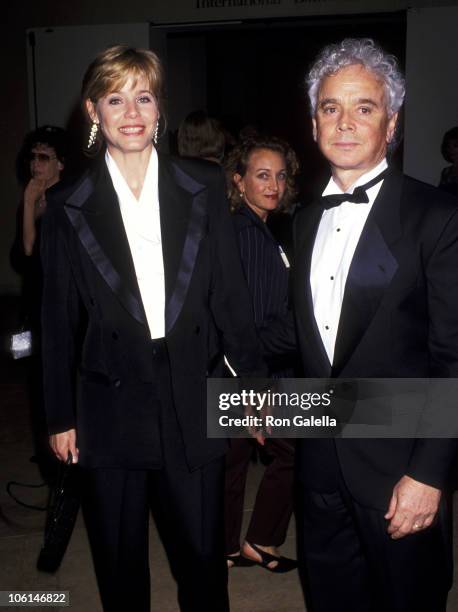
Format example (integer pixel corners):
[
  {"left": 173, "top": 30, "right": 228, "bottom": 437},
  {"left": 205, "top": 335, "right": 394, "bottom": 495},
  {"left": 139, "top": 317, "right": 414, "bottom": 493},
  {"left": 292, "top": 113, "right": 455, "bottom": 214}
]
[
  {"left": 332, "top": 171, "right": 403, "bottom": 375},
  {"left": 294, "top": 203, "right": 332, "bottom": 376},
  {"left": 64, "top": 164, "right": 146, "bottom": 326},
  {"left": 159, "top": 157, "right": 208, "bottom": 335}
]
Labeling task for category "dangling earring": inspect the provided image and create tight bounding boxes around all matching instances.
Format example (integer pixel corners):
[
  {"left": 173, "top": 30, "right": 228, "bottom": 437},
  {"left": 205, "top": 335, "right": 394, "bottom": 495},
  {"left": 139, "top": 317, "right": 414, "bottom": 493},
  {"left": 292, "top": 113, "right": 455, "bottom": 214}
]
[
  {"left": 87, "top": 121, "right": 98, "bottom": 149},
  {"left": 153, "top": 119, "right": 159, "bottom": 145},
  {"left": 239, "top": 191, "right": 245, "bottom": 199}
]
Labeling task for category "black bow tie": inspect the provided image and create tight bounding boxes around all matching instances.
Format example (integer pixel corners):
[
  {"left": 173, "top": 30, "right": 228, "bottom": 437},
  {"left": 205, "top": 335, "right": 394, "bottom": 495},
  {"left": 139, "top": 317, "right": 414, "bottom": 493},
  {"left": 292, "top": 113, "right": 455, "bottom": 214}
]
[{"left": 320, "top": 168, "right": 389, "bottom": 210}]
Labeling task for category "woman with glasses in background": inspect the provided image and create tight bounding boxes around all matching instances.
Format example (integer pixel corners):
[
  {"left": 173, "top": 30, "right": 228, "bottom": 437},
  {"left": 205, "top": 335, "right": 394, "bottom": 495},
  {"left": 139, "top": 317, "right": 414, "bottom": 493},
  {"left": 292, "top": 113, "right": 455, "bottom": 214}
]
[
  {"left": 21, "top": 126, "right": 67, "bottom": 256},
  {"left": 10, "top": 126, "right": 68, "bottom": 481}
]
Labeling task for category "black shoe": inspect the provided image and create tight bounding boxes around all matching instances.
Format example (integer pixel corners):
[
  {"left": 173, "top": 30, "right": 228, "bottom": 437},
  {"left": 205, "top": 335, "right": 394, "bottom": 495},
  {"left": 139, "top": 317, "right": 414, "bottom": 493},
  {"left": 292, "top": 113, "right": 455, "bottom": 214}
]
[{"left": 244, "top": 543, "right": 298, "bottom": 573}]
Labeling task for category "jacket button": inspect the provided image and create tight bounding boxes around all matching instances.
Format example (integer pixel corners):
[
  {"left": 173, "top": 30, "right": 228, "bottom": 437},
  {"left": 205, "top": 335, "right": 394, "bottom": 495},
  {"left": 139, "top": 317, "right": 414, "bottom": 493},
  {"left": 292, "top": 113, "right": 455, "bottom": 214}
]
[
  {"left": 113, "top": 379, "right": 121, "bottom": 388},
  {"left": 89, "top": 297, "right": 95, "bottom": 306},
  {"left": 195, "top": 325, "right": 200, "bottom": 335},
  {"left": 112, "top": 332, "right": 119, "bottom": 340}
]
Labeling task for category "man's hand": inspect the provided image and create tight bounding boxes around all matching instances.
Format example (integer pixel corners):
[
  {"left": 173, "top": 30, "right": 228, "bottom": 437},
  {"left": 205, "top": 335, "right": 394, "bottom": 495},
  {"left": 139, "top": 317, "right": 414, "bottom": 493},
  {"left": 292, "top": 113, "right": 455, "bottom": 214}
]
[
  {"left": 49, "top": 429, "right": 79, "bottom": 463},
  {"left": 385, "top": 475, "right": 441, "bottom": 539}
]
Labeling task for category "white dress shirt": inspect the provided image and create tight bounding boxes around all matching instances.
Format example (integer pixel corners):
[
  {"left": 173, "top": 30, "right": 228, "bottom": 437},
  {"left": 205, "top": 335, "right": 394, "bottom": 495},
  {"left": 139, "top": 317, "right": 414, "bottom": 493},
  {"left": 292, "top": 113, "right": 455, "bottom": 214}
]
[
  {"left": 106, "top": 149, "right": 165, "bottom": 339},
  {"left": 310, "top": 158, "right": 388, "bottom": 364}
]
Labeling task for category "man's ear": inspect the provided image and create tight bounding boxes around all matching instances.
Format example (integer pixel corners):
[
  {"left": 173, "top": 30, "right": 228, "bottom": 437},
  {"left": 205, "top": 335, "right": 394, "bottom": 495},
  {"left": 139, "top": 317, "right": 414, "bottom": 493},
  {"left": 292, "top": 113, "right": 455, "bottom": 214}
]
[
  {"left": 386, "top": 112, "right": 398, "bottom": 144},
  {"left": 312, "top": 117, "right": 317, "bottom": 143},
  {"left": 85, "top": 99, "right": 98, "bottom": 124}
]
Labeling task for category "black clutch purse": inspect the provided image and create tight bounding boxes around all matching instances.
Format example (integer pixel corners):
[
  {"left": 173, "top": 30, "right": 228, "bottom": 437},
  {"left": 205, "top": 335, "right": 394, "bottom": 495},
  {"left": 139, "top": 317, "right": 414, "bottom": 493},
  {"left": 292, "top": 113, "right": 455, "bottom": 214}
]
[{"left": 37, "top": 453, "right": 81, "bottom": 573}]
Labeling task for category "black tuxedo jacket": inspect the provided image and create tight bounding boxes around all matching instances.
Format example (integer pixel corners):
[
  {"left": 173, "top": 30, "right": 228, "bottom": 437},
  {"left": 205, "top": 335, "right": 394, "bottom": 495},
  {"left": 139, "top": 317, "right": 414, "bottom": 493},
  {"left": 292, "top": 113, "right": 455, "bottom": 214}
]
[
  {"left": 41, "top": 154, "right": 266, "bottom": 471},
  {"left": 263, "top": 169, "right": 458, "bottom": 509}
]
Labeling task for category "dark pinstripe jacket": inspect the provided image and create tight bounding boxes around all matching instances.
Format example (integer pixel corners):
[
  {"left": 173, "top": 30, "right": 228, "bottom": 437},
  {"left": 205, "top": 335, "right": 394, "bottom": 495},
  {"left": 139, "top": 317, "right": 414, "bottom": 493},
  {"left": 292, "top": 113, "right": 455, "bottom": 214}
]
[{"left": 232, "top": 204, "right": 295, "bottom": 375}]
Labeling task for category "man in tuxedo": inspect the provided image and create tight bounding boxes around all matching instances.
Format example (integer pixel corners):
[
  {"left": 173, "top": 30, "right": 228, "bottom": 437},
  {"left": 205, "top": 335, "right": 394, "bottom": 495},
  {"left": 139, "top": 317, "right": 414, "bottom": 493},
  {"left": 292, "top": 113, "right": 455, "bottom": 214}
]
[{"left": 263, "top": 38, "right": 458, "bottom": 611}]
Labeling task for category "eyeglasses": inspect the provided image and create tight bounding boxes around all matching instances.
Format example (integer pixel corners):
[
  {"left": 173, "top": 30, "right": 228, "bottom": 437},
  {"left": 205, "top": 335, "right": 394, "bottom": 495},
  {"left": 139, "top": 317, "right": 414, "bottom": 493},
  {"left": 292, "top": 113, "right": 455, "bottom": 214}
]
[{"left": 28, "top": 152, "right": 57, "bottom": 163}]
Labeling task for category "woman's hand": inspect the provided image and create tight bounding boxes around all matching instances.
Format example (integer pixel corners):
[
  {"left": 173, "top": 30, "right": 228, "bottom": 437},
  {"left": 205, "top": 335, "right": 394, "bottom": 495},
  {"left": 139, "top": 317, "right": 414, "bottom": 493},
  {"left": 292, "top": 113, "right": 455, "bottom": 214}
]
[
  {"left": 25, "top": 177, "right": 48, "bottom": 219},
  {"left": 24, "top": 177, "right": 47, "bottom": 211},
  {"left": 49, "top": 429, "right": 79, "bottom": 463},
  {"left": 23, "top": 178, "right": 47, "bottom": 255}
]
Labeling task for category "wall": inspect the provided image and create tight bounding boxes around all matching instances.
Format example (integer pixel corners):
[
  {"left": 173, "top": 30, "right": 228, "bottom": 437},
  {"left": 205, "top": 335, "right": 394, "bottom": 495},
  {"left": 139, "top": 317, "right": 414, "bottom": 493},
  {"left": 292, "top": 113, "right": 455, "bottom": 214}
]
[
  {"left": 404, "top": 5, "right": 458, "bottom": 185},
  {"left": 2, "top": 0, "right": 458, "bottom": 294},
  {"left": 27, "top": 24, "right": 150, "bottom": 129}
]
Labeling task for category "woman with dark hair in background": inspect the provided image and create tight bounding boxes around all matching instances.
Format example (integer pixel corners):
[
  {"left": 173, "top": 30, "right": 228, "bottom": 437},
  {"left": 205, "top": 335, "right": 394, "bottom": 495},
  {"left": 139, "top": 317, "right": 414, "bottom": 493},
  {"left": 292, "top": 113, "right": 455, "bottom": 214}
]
[
  {"left": 40, "top": 45, "right": 266, "bottom": 612},
  {"left": 11, "top": 126, "right": 67, "bottom": 479},
  {"left": 12, "top": 126, "right": 67, "bottom": 322},
  {"left": 439, "top": 126, "right": 458, "bottom": 197},
  {"left": 21, "top": 126, "right": 67, "bottom": 257},
  {"left": 224, "top": 135, "right": 299, "bottom": 572},
  {"left": 177, "top": 110, "right": 226, "bottom": 164}
]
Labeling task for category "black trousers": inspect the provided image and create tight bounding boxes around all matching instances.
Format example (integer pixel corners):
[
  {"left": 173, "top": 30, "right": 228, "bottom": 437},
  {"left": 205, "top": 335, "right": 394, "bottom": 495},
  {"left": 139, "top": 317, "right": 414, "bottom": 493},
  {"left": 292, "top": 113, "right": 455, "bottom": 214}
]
[
  {"left": 224, "top": 437, "right": 295, "bottom": 554},
  {"left": 81, "top": 340, "right": 229, "bottom": 612},
  {"left": 82, "top": 460, "right": 228, "bottom": 612},
  {"left": 297, "top": 449, "right": 451, "bottom": 612}
]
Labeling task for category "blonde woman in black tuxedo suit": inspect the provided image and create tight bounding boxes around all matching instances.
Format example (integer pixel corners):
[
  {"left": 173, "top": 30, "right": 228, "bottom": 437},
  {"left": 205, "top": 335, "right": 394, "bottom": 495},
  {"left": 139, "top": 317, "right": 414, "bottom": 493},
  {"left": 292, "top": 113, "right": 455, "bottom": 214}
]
[{"left": 41, "top": 45, "right": 266, "bottom": 612}]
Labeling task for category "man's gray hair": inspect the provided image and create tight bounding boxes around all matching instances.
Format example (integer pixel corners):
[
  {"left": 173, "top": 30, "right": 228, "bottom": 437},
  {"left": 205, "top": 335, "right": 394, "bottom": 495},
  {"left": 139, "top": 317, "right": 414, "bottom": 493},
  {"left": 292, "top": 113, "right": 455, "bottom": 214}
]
[{"left": 307, "top": 38, "right": 405, "bottom": 117}]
